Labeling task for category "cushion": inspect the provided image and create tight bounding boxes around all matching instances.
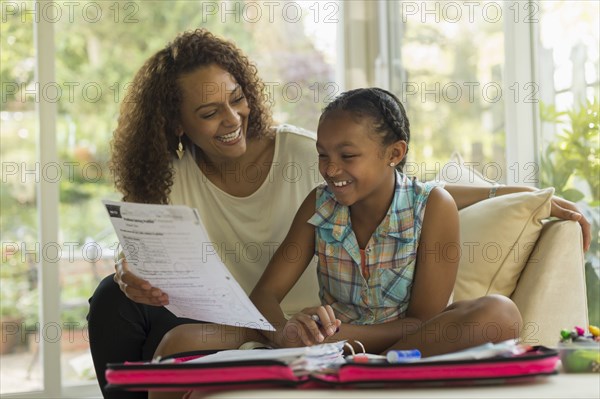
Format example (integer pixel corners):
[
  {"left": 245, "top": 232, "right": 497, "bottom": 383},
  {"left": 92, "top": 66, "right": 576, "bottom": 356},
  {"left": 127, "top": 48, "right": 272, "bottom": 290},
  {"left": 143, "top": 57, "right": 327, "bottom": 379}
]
[
  {"left": 433, "top": 151, "right": 497, "bottom": 186},
  {"left": 453, "top": 187, "right": 554, "bottom": 301}
]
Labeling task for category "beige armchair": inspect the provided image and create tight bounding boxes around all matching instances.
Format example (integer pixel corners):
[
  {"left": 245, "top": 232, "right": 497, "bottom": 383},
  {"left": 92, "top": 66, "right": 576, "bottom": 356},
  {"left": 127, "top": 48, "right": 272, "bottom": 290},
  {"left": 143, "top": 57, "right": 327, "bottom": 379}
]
[
  {"left": 452, "top": 187, "right": 588, "bottom": 347},
  {"left": 511, "top": 220, "right": 588, "bottom": 346}
]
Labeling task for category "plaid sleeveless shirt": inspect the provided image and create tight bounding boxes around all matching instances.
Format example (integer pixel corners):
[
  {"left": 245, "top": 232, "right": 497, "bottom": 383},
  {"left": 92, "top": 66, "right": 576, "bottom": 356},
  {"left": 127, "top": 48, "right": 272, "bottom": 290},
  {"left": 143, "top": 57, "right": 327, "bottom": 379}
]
[{"left": 307, "top": 172, "right": 440, "bottom": 324}]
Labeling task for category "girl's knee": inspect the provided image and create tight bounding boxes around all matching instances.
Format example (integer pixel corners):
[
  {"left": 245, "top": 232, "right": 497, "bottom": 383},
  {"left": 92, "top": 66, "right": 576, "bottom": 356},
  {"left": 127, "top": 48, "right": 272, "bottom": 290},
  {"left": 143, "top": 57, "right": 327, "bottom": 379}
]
[
  {"left": 482, "top": 295, "right": 521, "bottom": 319},
  {"left": 475, "top": 295, "right": 522, "bottom": 339},
  {"left": 451, "top": 295, "right": 521, "bottom": 339}
]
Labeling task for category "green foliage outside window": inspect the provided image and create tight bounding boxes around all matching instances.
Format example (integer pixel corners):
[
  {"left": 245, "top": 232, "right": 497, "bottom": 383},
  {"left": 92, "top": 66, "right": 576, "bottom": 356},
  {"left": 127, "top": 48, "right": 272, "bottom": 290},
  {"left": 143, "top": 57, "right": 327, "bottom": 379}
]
[
  {"left": 540, "top": 98, "right": 600, "bottom": 204},
  {"left": 539, "top": 98, "right": 600, "bottom": 326}
]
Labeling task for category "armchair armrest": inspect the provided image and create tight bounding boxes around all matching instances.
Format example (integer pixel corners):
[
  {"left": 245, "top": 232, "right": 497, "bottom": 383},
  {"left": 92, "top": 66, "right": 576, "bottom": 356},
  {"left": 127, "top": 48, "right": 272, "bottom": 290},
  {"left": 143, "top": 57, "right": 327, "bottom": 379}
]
[{"left": 511, "top": 220, "right": 588, "bottom": 347}]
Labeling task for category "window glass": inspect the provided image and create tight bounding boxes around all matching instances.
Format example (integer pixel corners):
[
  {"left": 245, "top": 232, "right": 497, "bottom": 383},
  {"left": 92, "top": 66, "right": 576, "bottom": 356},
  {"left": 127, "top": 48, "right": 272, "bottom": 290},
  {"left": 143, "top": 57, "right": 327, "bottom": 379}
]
[
  {"left": 390, "top": 0, "right": 505, "bottom": 183},
  {"left": 1, "top": 0, "right": 42, "bottom": 394},
  {"left": 537, "top": 0, "right": 599, "bottom": 325},
  {"left": 1, "top": 0, "right": 338, "bottom": 391}
]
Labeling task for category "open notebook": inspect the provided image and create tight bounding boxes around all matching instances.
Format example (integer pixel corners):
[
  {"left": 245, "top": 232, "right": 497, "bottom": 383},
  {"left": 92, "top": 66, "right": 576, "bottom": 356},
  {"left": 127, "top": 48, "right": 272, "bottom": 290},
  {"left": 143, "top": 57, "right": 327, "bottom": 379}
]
[{"left": 185, "top": 341, "right": 346, "bottom": 376}]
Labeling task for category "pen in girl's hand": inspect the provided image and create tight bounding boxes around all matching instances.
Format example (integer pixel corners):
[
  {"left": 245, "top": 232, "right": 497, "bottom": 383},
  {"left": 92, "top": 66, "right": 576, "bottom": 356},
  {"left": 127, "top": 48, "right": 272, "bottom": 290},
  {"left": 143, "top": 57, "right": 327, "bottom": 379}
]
[{"left": 311, "top": 314, "right": 340, "bottom": 333}]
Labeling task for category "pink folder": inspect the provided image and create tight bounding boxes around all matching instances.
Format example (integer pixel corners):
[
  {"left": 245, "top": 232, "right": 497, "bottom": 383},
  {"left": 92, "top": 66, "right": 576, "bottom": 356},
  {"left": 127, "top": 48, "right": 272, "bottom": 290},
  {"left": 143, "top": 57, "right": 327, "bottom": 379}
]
[{"left": 105, "top": 346, "right": 559, "bottom": 393}]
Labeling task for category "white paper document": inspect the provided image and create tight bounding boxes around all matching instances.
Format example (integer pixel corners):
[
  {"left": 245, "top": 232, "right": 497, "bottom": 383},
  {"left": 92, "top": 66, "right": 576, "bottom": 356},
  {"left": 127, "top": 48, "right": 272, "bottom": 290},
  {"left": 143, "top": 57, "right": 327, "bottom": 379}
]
[{"left": 103, "top": 200, "right": 275, "bottom": 331}]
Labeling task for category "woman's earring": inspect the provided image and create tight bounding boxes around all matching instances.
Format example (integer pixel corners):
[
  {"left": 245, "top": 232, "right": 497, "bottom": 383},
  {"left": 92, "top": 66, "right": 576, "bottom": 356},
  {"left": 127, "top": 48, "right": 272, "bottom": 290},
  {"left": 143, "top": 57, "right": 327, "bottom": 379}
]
[
  {"left": 389, "top": 162, "right": 396, "bottom": 167},
  {"left": 176, "top": 136, "right": 184, "bottom": 160}
]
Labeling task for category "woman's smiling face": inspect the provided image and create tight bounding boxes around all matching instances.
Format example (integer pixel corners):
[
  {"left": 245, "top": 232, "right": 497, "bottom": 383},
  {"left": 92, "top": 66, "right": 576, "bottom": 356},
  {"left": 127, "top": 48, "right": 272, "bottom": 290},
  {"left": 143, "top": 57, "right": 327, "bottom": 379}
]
[{"left": 178, "top": 64, "right": 250, "bottom": 163}]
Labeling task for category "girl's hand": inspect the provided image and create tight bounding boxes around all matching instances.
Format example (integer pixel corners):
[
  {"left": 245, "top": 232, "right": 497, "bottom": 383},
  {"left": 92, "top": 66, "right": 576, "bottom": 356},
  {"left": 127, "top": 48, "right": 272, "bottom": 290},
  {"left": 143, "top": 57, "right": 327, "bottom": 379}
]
[
  {"left": 275, "top": 305, "right": 341, "bottom": 348},
  {"left": 114, "top": 258, "right": 169, "bottom": 306},
  {"left": 550, "top": 195, "right": 591, "bottom": 252}
]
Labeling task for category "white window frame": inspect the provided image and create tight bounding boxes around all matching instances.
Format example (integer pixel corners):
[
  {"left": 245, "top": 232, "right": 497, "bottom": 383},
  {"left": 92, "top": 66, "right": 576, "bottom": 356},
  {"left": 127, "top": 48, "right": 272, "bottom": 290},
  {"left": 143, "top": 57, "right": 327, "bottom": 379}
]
[{"left": 502, "top": 0, "right": 540, "bottom": 187}]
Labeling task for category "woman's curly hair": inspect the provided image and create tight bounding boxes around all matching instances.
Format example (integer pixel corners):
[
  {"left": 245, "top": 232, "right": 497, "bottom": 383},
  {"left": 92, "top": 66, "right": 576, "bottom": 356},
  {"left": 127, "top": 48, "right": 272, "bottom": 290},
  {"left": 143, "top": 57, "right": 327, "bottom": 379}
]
[{"left": 110, "top": 29, "right": 273, "bottom": 204}]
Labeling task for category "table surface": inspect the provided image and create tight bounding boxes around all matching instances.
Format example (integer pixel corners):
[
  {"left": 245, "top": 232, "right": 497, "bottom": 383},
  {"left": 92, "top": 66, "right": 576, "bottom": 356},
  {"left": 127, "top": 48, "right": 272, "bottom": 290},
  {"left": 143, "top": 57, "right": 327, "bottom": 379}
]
[{"left": 206, "top": 373, "right": 600, "bottom": 399}]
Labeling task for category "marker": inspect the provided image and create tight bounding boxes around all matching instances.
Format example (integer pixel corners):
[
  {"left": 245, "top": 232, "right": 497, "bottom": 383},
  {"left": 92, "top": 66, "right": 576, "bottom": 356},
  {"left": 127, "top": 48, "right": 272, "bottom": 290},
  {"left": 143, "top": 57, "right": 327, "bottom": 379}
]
[
  {"left": 348, "top": 353, "right": 387, "bottom": 363},
  {"left": 386, "top": 349, "right": 421, "bottom": 363}
]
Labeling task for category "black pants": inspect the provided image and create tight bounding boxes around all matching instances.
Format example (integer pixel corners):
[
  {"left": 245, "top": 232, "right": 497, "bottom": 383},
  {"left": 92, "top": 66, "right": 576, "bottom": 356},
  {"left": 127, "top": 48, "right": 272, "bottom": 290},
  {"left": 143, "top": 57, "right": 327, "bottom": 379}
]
[{"left": 87, "top": 274, "right": 201, "bottom": 399}]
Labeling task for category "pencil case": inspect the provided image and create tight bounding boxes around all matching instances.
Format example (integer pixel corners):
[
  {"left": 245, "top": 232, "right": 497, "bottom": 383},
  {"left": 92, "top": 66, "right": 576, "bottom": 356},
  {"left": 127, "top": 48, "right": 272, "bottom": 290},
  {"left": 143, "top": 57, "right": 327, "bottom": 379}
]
[{"left": 105, "top": 346, "right": 559, "bottom": 392}]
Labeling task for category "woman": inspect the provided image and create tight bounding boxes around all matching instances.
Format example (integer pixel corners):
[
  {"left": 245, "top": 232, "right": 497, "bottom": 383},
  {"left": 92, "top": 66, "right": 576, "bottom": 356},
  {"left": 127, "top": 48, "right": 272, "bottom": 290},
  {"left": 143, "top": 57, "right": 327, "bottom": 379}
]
[{"left": 88, "top": 28, "right": 590, "bottom": 399}]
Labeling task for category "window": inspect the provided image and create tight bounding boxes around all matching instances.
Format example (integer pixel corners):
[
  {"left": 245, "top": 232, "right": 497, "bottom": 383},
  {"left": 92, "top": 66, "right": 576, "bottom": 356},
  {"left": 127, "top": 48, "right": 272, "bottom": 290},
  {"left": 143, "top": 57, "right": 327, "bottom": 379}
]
[
  {"left": 1, "top": 1, "right": 42, "bottom": 392},
  {"left": 388, "top": 0, "right": 506, "bottom": 183},
  {"left": 0, "top": 1, "right": 339, "bottom": 396},
  {"left": 536, "top": 0, "right": 599, "bottom": 325}
]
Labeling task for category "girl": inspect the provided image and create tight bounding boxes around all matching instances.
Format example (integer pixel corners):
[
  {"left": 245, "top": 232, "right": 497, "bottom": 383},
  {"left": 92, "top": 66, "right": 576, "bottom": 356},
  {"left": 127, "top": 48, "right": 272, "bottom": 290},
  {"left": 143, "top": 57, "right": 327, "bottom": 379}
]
[{"left": 249, "top": 88, "right": 522, "bottom": 356}]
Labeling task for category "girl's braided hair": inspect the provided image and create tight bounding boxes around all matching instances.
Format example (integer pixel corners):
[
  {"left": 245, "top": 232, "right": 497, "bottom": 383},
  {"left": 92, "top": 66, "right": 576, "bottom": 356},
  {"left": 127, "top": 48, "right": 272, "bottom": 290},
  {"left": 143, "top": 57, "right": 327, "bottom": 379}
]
[{"left": 319, "top": 87, "right": 410, "bottom": 170}]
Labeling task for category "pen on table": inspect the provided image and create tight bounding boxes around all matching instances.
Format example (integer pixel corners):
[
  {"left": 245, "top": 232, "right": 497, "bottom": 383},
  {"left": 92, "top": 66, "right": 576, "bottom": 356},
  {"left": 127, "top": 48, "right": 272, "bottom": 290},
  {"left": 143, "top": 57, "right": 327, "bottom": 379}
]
[
  {"left": 311, "top": 314, "right": 340, "bottom": 333},
  {"left": 386, "top": 349, "right": 422, "bottom": 363}
]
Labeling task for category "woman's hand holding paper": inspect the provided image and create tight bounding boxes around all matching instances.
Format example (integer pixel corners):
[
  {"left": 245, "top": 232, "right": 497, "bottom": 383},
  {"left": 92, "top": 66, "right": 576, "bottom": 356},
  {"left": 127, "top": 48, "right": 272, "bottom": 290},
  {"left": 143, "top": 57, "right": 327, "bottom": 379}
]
[{"left": 114, "top": 258, "right": 169, "bottom": 306}]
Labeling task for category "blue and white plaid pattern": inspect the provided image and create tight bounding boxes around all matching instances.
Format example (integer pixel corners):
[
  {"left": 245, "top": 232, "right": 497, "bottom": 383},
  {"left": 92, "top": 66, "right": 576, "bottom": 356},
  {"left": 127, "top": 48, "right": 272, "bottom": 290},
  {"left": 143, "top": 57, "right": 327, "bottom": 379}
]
[{"left": 308, "top": 172, "right": 440, "bottom": 325}]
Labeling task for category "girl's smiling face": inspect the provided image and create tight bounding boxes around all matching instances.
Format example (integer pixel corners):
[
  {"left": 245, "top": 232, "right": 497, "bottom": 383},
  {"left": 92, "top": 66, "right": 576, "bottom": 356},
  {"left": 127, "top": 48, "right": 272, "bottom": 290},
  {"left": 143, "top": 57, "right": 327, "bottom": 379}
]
[
  {"left": 316, "top": 110, "right": 404, "bottom": 208},
  {"left": 178, "top": 64, "right": 250, "bottom": 163}
]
